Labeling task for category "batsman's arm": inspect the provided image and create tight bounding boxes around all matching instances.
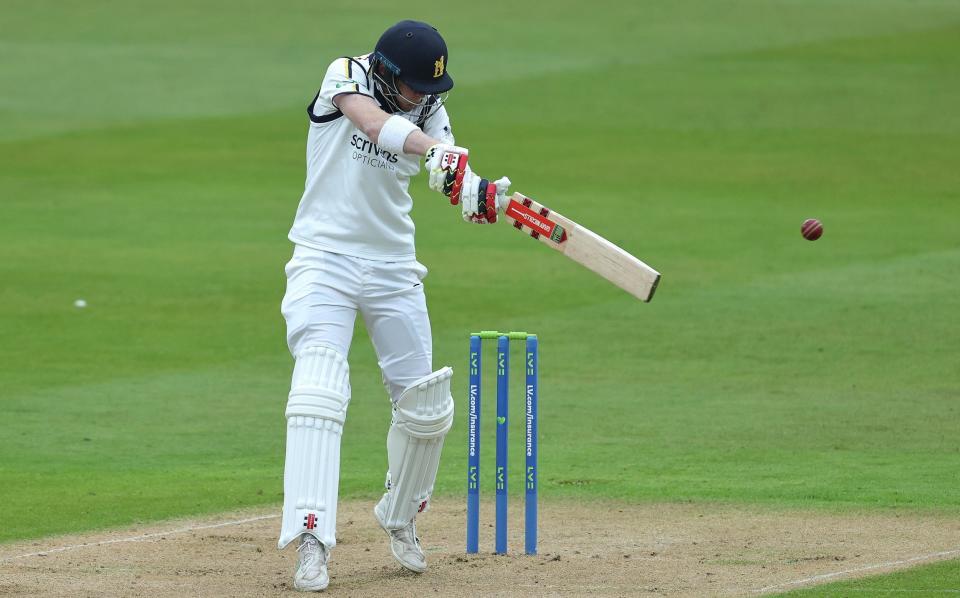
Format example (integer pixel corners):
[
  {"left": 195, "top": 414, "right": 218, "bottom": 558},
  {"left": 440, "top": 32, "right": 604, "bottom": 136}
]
[
  {"left": 333, "top": 93, "right": 505, "bottom": 216},
  {"left": 334, "top": 93, "right": 471, "bottom": 204},
  {"left": 334, "top": 93, "right": 438, "bottom": 155}
]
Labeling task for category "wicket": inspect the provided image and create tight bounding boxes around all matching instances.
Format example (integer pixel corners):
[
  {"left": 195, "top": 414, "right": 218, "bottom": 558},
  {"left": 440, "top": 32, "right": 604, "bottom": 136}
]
[{"left": 467, "top": 331, "right": 538, "bottom": 555}]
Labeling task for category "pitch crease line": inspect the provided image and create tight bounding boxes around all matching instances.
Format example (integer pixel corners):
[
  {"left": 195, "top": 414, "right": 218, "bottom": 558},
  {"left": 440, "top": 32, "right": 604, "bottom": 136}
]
[
  {"left": 1, "top": 514, "right": 280, "bottom": 563},
  {"left": 754, "top": 547, "right": 960, "bottom": 594}
]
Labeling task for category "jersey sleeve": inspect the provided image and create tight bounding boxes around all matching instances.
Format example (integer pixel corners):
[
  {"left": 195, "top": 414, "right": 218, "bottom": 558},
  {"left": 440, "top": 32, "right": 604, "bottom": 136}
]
[
  {"left": 422, "top": 104, "right": 455, "bottom": 144},
  {"left": 309, "top": 57, "right": 374, "bottom": 120}
]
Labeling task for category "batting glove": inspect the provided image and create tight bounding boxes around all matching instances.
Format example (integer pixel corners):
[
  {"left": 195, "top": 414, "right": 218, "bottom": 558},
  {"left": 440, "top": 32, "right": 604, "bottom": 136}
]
[
  {"left": 461, "top": 172, "right": 511, "bottom": 224},
  {"left": 425, "top": 143, "right": 470, "bottom": 204}
]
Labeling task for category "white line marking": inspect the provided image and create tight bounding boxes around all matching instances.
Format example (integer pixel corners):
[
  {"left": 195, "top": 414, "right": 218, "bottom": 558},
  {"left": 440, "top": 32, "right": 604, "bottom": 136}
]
[
  {"left": 754, "top": 548, "right": 960, "bottom": 594},
  {"left": 0, "top": 514, "right": 280, "bottom": 563}
]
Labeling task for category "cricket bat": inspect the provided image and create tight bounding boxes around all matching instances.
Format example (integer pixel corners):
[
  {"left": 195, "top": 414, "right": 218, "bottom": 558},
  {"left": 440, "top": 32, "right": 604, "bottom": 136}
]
[{"left": 502, "top": 193, "right": 661, "bottom": 302}]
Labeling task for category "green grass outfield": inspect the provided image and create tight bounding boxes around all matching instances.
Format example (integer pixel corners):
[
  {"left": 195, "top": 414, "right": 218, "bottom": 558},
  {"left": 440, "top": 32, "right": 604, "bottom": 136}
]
[
  {"left": 779, "top": 557, "right": 960, "bottom": 596},
  {"left": 2, "top": 0, "right": 959, "bottom": 592}
]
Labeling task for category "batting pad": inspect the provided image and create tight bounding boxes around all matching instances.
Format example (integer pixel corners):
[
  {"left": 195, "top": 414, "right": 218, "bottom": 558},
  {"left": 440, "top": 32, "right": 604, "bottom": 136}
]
[
  {"left": 278, "top": 347, "right": 351, "bottom": 550},
  {"left": 381, "top": 367, "right": 454, "bottom": 529}
]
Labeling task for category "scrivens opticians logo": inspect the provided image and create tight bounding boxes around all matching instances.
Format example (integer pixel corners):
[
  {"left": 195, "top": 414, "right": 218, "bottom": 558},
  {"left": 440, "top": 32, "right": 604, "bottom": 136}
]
[{"left": 350, "top": 134, "right": 399, "bottom": 170}]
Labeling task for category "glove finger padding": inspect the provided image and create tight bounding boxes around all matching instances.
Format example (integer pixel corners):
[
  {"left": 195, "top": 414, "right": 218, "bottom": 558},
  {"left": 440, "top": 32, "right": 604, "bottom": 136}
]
[
  {"left": 425, "top": 144, "right": 469, "bottom": 205},
  {"left": 460, "top": 171, "right": 488, "bottom": 224},
  {"left": 429, "top": 166, "right": 448, "bottom": 196},
  {"left": 484, "top": 181, "right": 498, "bottom": 223},
  {"left": 476, "top": 179, "right": 489, "bottom": 221},
  {"left": 450, "top": 159, "right": 468, "bottom": 205},
  {"left": 443, "top": 169, "right": 468, "bottom": 205},
  {"left": 460, "top": 171, "right": 510, "bottom": 224}
]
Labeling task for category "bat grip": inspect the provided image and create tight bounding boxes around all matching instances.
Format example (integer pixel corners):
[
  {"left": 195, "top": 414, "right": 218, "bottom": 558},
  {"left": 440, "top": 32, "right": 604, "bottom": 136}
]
[{"left": 493, "top": 177, "right": 513, "bottom": 211}]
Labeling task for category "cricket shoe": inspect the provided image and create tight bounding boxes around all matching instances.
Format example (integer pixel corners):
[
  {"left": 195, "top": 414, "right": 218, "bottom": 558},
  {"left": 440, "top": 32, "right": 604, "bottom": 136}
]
[
  {"left": 374, "top": 495, "right": 427, "bottom": 573},
  {"left": 294, "top": 534, "right": 329, "bottom": 592}
]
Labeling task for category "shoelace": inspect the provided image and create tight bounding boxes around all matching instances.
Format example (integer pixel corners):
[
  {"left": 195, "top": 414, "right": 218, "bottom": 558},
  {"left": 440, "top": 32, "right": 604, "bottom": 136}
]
[
  {"left": 394, "top": 521, "right": 421, "bottom": 547},
  {"left": 298, "top": 537, "right": 326, "bottom": 564}
]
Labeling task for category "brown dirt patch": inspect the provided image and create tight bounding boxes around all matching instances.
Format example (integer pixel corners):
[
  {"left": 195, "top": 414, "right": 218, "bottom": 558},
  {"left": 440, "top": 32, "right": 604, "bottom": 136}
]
[{"left": 1, "top": 499, "right": 957, "bottom": 597}]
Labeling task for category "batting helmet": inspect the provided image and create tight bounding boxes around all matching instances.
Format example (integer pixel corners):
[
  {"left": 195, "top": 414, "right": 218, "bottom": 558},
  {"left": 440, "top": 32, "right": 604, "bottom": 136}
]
[{"left": 372, "top": 20, "right": 453, "bottom": 94}]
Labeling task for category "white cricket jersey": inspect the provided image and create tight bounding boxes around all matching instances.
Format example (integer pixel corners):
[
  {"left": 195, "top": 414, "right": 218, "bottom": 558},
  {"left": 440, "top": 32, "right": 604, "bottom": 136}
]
[{"left": 288, "top": 54, "right": 454, "bottom": 261}]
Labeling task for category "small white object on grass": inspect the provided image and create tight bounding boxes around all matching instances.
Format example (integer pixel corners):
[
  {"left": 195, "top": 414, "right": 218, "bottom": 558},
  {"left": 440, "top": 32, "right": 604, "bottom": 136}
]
[{"left": 74, "top": 299, "right": 87, "bottom": 308}]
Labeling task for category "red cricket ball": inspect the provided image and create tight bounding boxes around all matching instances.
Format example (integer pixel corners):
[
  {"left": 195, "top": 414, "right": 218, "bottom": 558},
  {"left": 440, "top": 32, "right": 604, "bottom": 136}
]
[{"left": 802, "top": 218, "right": 823, "bottom": 241}]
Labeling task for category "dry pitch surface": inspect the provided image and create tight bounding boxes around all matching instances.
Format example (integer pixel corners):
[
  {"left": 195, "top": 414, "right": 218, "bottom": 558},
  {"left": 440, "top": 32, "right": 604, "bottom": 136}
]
[{"left": 2, "top": 500, "right": 958, "bottom": 597}]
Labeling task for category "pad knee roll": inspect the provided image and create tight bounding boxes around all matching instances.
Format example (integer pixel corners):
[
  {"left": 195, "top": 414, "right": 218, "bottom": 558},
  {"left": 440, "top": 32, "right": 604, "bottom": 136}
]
[
  {"left": 287, "top": 346, "right": 351, "bottom": 420},
  {"left": 393, "top": 367, "right": 455, "bottom": 438}
]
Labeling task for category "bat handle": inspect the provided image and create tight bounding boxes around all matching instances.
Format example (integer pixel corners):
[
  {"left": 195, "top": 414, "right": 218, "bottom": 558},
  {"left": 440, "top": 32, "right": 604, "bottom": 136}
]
[{"left": 493, "top": 177, "right": 512, "bottom": 211}]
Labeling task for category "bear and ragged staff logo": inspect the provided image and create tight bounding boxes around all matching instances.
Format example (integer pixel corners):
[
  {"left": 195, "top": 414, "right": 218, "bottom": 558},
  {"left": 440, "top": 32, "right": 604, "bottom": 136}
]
[{"left": 434, "top": 56, "right": 445, "bottom": 78}]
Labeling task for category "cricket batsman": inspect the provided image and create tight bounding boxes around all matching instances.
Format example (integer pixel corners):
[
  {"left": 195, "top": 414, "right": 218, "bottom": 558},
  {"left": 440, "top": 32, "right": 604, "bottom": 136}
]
[{"left": 277, "top": 20, "right": 510, "bottom": 591}]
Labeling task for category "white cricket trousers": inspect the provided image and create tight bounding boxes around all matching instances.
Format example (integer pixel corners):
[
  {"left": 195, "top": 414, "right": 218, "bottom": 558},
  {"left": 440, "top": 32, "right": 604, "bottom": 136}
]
[{"left": 281, "top": 245, "right": 433, "bottom": 400}]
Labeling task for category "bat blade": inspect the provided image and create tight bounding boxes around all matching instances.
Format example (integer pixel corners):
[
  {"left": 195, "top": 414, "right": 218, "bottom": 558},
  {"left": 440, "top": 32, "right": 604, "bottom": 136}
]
[{"left": 503, "top": 193, "right": 661, "bottom": 302}]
